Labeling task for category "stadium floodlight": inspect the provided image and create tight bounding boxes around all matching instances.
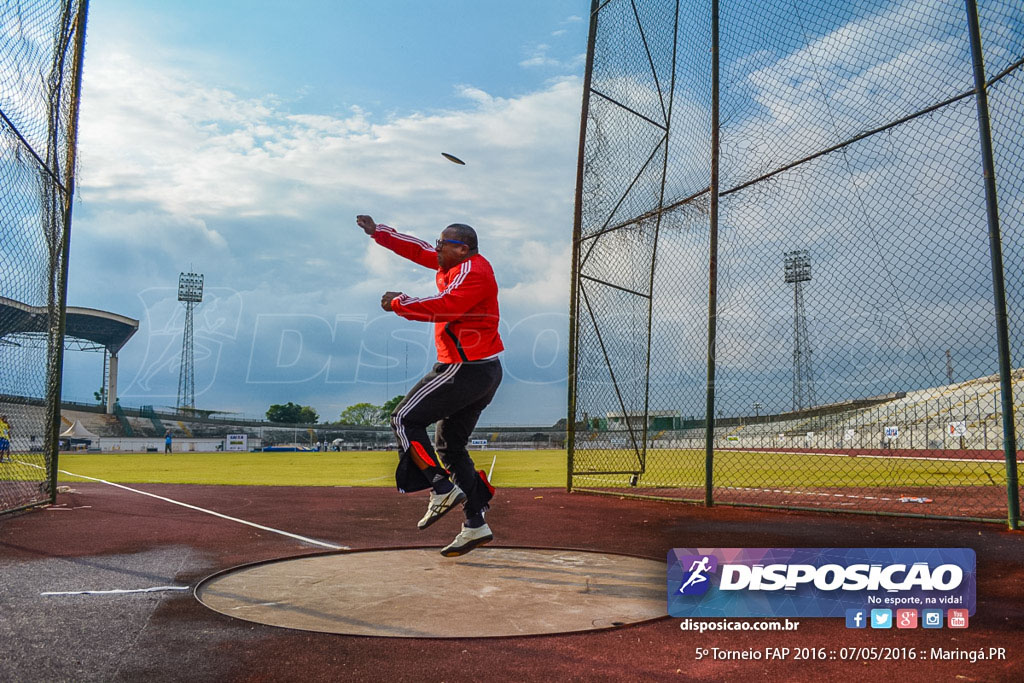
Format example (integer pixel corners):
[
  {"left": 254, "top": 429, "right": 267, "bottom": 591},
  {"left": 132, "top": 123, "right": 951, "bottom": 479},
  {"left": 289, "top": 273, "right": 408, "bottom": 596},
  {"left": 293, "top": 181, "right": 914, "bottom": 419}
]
[
  {"left": 177, "top": 271, "right": 204, "bottom": 410},
  {"left": 784, "top": 250, "right": 816, "bottom": 411},
  {"left": 178, "top": 272, "right": 204, "bottom": 303},
  {"left": 783, "top": 250, "right": 811, "bottom": 283}
]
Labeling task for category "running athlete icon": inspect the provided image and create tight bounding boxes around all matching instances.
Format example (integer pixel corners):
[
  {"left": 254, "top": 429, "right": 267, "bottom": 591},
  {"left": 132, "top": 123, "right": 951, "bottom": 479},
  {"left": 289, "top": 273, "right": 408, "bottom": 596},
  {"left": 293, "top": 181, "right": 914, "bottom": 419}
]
[{"left": 678, "top": 556, "right": 712, "bottom": 593}]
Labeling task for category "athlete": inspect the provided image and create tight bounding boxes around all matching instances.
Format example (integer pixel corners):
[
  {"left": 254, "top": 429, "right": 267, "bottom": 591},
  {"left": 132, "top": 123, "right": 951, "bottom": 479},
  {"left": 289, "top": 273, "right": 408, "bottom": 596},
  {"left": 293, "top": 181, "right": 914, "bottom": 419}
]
[
  {"left": 357, "top": 214, "right": 503, "bottom": 557},
  {"left": 0, "top": 415, "right": 10, "bottom": 462}
]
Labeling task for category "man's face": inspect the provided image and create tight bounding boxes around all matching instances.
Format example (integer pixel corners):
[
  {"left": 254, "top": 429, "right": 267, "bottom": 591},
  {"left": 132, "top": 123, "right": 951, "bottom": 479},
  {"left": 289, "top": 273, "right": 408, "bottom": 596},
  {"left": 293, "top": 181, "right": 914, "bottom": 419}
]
[{"left": 435, "top": 228, "right": 470, "bottom": 270}]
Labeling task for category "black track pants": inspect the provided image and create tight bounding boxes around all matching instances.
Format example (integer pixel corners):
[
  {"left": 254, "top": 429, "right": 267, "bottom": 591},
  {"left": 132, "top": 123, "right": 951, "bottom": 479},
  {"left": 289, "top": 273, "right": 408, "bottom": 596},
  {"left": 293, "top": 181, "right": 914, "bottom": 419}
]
[{"left": 391, "top": 359, "right": 502, "bottom": 514}]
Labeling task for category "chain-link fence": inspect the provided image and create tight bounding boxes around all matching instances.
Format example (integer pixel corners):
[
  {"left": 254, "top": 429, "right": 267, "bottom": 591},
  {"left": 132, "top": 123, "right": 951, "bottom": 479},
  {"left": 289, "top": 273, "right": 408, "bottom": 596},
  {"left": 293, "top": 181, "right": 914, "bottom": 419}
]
[
  {"left": 569, "top": 0, "right": 1023, "bottom": 526},
  {"left": 1, "top": 0, "right": 89, "bottom": 515}
]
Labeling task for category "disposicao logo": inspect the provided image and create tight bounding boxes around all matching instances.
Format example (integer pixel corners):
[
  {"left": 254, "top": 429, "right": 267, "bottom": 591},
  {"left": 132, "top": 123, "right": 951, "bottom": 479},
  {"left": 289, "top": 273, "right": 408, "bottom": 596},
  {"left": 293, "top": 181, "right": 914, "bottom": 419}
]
[
  {"left": 667, "top": 548, "right": 975, "bottom": 618},
  {"left": 676, "top": 555, "right": 718, "bottom": 595}
]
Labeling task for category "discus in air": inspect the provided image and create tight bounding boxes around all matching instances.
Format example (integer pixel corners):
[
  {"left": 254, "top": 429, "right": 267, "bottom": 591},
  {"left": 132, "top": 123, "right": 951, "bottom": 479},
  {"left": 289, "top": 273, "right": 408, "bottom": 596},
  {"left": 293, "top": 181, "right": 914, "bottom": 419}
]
[{"left": 441, "top": 152, "right": 466, "bottom": 165}]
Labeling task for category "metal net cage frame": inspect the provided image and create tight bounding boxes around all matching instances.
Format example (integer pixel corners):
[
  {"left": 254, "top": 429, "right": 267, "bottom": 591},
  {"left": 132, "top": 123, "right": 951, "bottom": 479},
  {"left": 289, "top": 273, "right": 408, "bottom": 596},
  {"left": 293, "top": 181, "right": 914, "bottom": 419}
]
[
  {"left": 567, "top": 0, "right": 1023, "bottom": 528},
  {"left": 0, "top": 0, "right": 89, "bottom": 515}
]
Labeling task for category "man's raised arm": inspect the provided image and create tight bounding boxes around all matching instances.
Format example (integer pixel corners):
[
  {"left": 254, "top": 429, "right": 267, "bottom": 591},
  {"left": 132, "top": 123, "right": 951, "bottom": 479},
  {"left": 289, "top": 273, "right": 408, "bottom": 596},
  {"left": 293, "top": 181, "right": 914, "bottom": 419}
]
[{"left": 357, "top": 214, "right": 438, "bottom": 270}]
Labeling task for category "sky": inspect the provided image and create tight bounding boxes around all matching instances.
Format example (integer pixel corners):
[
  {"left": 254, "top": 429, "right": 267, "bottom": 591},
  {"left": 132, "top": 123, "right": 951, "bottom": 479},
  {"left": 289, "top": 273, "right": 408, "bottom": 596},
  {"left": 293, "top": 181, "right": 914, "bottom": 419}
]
[
  {"left": 572, "top": 0, "right": 1023, "bottom": 420},
  {"left": 61, "top": 0, "right": 591, "bottom": 424},
  {"left": 54, "top": 0, "right": 1024, "bottom": 426}
]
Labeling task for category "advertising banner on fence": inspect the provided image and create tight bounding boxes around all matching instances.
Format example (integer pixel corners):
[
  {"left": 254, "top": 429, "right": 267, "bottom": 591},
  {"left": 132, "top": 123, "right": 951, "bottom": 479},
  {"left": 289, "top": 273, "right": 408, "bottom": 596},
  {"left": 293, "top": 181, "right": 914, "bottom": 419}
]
[
  {"left": 225, "top": 434, "right": 248, "bottom": 452},
  {"left": 668, "top": 548, "right": 975, "bottom": 618}
]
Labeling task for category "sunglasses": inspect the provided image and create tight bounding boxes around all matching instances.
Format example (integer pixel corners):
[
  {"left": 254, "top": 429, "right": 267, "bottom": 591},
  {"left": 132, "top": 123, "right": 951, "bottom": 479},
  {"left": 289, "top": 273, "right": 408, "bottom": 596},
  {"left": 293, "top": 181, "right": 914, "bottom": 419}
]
[{"left": 435, "top": 238, "right": 468, "bottom": 249}]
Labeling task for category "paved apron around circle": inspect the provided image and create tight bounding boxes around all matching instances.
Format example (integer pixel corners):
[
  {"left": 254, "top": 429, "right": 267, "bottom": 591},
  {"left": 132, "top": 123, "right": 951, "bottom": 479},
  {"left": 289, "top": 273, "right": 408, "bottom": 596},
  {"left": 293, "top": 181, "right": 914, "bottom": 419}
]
[{"left": 195, "top": 547, "right": 667, "bottom": 638}]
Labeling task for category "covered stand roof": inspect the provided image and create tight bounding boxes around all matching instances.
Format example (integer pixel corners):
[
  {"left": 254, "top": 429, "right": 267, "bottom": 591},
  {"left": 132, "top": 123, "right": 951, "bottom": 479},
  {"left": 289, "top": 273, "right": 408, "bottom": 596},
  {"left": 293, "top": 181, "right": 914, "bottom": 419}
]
[
  {"left": 0, "top": 297, "right": 139, "bottom": 354},
  {"left": 60, "top": 419, "right": 100, "bottom": 440}
]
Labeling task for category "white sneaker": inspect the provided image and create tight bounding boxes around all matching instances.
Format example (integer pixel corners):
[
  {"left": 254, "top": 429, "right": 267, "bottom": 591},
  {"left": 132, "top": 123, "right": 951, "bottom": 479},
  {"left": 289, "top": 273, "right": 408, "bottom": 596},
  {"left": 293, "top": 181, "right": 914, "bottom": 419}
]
[
  {"left": 417, "top": 484, "right": 466, "bottom": 530},
  {"left": 440, "top": 523, "right": 493, "bottom": 557}
]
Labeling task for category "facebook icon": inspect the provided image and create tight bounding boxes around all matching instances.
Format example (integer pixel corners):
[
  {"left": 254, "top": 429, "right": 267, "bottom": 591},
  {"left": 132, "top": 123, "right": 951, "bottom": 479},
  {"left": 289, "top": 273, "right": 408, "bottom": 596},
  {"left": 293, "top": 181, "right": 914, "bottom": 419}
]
[{"left": 845, "top": 609, "right": 867, "bottom": 629}]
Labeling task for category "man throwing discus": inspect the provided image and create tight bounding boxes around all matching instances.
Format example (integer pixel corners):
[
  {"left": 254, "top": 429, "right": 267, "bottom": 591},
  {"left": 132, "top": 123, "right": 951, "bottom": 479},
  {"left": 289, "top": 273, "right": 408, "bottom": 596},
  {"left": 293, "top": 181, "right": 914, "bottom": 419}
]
[{"left": 357, "top": 214, "right": 503, "bottom": 557}]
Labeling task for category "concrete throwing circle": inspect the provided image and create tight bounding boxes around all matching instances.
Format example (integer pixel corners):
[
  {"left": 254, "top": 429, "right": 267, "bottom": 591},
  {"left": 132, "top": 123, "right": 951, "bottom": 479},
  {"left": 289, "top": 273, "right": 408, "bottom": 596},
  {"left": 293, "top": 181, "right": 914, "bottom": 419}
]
[{"left": 196, "top": 547, "right": 667, "bottom": 638}]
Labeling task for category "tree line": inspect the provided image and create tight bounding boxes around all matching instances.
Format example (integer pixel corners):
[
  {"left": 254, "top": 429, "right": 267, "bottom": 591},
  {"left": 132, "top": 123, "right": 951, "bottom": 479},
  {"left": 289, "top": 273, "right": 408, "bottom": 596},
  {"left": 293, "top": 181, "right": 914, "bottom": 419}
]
[{"left": 265, "top": 396, "right": 404, "bottom": 425}]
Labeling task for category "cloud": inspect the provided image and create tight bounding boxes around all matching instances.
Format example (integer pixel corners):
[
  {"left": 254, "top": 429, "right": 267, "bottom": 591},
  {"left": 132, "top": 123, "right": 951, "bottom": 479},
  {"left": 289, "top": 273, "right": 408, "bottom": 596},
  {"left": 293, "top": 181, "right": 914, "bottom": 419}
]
[
  {"left": 719, "top": 0, "right": 1024, "bottom": 189},
  {"left": 520, "top": 44, "right": 562, "bottom": 69},
  {"left": 78, "top": 48, "right": 582, "bottom": 226},
  {"left": 85, "top": 208, "right": 228, "bottom": 251},
  {"left": 519, "top": 14, "right": 588, "bottom": 72},
  {"left": 575, "top": 0, "right": 1024, "bottom": 419},
  {"left": 66, "top": 41, "right": 584, "bottom": 423}
]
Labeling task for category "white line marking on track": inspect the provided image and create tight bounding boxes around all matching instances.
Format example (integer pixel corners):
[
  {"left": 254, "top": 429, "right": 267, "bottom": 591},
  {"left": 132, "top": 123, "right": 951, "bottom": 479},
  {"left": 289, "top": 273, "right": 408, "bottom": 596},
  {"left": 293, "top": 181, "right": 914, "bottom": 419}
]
[
  {"left": 720, "top": 485, "right": 896, "bottom": 502},
  {"left": 21, "top": 462, "right": 348, "bottom": 551},
  {"left": 344, "top": 475, "right": 391, "bottom": 484},
  {"left": 42, "top": 586, "right": 191, "bottom": 596},
  {"left": 715, "top": 449, "right": 1012, "bottom": 464}
]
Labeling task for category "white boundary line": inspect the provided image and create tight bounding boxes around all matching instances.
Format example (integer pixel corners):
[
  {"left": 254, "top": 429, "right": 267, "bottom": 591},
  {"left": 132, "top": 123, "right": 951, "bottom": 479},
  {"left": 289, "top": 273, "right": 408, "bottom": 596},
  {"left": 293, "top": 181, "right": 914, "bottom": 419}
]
[
  {"left": 21, "top": 461, "right": 347, "bottom": 551},
  {"left": 715, "top": 448, "right": 1012, "bottom": 464},
  {"left": 830, "top": 452, "right": 1008, "bottom": 464},
  {"left": 42, "top": 586, "right": 191, "bottom": 596},
  {"left": 719, "top": 485, "right": 897, "bottom": 502},
  {"left": 344, "top": 475, "right": 391, "bottom": 484}
]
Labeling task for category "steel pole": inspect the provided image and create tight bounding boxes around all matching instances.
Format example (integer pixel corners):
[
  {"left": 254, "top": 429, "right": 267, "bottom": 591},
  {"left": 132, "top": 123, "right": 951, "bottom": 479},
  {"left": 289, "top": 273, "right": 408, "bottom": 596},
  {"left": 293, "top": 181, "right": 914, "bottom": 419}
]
[
  {"left": 566, "top": 0, "right": 600, "bottom": 492},
  {"left": 965, "top": 0, "right": 1019, "bottom": 529},
  {"left": 45, "top": 0, "right": 90, "bottom": 503},
  {"left": 703, "top": 0, "right": 720, "bottom": 507}
]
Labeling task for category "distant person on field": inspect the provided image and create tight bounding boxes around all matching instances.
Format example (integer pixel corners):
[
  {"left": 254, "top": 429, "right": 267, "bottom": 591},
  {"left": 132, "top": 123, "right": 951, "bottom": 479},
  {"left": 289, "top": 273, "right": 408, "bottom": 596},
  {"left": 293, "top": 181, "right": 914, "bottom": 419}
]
[
  {"left": 0, "top": 414, "right": 11, "bottom": 462},
  {"left": 165, "top": 430, "right": 172, "bottom": 454},
  {"left": 356, "top": 214, "right": 503, "bottom": 557}
]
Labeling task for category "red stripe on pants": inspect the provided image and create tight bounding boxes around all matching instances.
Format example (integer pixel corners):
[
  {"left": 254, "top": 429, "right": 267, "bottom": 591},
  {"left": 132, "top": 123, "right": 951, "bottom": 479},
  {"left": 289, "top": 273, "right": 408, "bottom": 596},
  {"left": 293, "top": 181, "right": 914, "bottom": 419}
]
[{"left": 410, "top": 441, "right": 438, "bottom": 469}]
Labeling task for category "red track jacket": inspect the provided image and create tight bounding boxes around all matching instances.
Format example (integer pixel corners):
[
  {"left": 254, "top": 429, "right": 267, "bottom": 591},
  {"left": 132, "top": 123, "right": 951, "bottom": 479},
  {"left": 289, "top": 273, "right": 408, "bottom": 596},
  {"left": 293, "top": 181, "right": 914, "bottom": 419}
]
[{"left": 373, "top": 224, "right": 504, "bottom": 363}]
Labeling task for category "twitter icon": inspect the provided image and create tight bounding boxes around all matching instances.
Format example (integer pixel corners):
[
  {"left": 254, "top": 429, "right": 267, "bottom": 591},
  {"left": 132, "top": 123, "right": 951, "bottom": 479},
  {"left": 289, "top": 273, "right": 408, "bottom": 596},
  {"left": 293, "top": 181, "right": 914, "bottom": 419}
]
[{"left": 870, "top": 609, "right": 892, "bottom": 629}]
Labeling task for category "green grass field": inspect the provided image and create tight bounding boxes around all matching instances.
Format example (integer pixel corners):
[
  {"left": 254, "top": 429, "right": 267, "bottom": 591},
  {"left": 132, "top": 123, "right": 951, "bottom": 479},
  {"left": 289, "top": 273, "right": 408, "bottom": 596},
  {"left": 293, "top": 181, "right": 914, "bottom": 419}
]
[
  {"left": 49, "top": 450, "right": 568, "bottom": 487},
  {"left": 6, "top": 447, "right": 999, "bottom": 489},
  {"left": 570, "top": 448, "right": 1007, "bottom": 488}
]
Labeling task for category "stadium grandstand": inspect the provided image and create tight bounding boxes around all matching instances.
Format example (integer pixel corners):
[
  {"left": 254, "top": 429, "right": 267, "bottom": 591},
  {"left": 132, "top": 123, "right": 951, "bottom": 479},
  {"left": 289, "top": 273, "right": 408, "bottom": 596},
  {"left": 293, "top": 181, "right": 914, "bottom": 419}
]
[
  {"left": 0, "top": 298, "right": 137, "bottom": 454},
  {"left": 4, "top": 299, "right": 1017, "bottom": 455},
  {"left": 12, "top": 369, "right": 1014, "bottom": 455},
  {"left": 0, "top": 296, "right": 138, "bottom": 412}
]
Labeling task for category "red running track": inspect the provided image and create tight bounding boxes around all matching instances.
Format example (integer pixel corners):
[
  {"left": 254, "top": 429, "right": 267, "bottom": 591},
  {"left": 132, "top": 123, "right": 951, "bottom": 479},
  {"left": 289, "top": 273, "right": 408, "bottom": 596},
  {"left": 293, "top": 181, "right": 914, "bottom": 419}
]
[{"left": 1, "top": 483, "right": 1022, "bottom": 682}]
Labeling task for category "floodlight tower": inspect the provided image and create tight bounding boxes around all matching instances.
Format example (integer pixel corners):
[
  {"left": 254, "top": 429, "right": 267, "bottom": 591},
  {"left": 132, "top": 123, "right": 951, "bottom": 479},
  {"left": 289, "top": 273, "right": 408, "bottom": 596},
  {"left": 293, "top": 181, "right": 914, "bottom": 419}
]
[
  {"left": 784, "top": 250, "right": 816, "bottom": 411},
  {"left": 176, "top": 271, "right": 204, "bottom": 411}
]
